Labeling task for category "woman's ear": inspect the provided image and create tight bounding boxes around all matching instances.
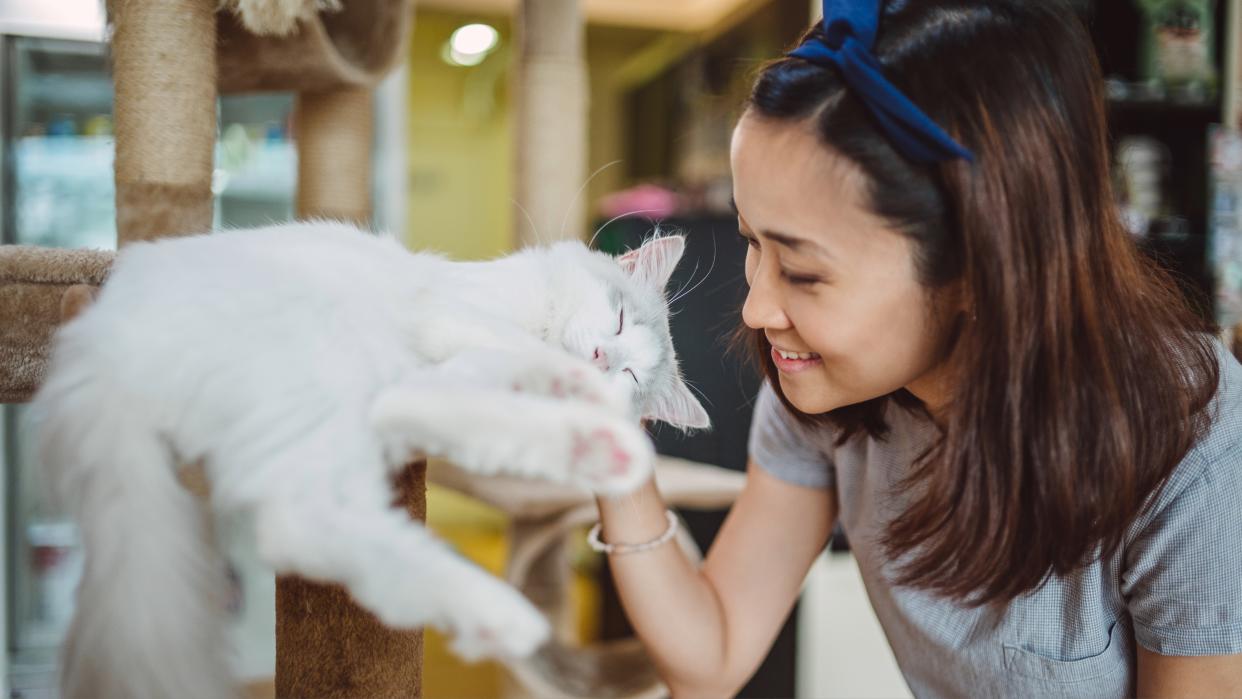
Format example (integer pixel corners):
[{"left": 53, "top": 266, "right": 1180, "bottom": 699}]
[
  {"left": 937, "top": 279, "right": 973, "bottom": 323},
  {"left": 618, "top": 235, "right": 686, "bottom": 291}
]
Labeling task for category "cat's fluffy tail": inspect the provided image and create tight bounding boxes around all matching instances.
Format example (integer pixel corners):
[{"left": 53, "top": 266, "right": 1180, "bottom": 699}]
[{"left": 29, "top": 333, "right": 234, "bottom": 699}]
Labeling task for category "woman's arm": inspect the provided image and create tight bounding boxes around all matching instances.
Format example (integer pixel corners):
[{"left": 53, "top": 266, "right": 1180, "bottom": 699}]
[
  {"left": 1136, "top": 646, "right": 1242, "bottom": 698},
  {"left": 596, "top": 459, "right": 837, "bottom": 697}
]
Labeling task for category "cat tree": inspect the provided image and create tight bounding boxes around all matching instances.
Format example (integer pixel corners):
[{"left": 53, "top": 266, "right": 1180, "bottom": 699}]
[{"left": 0, "top": 0, "right": 418, "bottom": 696}]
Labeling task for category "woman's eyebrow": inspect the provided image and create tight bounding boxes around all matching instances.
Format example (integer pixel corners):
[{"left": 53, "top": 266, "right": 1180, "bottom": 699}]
[
  {"left": 764, "top": 231, "right": 832, "bottom": 259},
  {"left": 735, "top": 206, "right": 834, "bottom": 260}
]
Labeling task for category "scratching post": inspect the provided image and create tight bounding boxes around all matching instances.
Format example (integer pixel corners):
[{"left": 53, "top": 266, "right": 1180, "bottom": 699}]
[
  {"left": 109, "top": 0, "right": 219, "bottom": 242},
  {"left": 294, "top": 88, "right": 375, "bottom": 224},
  {"left": 513, "top": 0, "right": 589, "bottom": 246},
  {"left": 275, "top": 463, "right": 426, "bottom": 698}
]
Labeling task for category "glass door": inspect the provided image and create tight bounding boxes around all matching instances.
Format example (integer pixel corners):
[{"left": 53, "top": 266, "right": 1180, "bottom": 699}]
[{"left": 2, "top": 39, "right": 113, "bottom": 694}]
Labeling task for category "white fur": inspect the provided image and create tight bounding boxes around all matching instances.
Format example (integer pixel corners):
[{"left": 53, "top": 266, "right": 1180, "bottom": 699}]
[
  {"left": 28, "top": 221, "right": 708, "bottom": 699},
  {"left": 218, "top": 0, "right": 339, "bottom": 36}
]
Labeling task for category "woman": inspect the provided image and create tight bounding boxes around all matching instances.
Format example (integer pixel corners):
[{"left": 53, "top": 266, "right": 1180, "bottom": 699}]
[{"left": 591, "top": 1, "right": 1242, "bottom": 696}]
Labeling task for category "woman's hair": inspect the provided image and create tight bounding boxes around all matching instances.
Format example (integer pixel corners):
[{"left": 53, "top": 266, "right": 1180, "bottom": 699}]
[{"left": 742, "top": 0, "right": 1221, "bottom": 606}]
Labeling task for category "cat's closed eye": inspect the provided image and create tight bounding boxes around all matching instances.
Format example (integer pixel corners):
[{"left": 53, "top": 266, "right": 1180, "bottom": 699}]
[{"left": 617, "top": 307, "right": 624, "bottom": 335}]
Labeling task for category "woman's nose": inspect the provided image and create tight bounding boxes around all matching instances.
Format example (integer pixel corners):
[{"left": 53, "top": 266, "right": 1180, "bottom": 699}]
[{"left": 742, "top": 266, "right": 791, "bottom": 331}]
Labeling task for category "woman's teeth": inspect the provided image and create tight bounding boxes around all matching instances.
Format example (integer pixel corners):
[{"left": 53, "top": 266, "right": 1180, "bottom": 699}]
[{"left": 776, "top": 349, "right": 819, "bottom": 360}]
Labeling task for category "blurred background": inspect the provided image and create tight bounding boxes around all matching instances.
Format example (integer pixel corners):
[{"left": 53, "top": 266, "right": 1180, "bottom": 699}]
[{"left": 2, "top": 0, "right": 1241, "bottom": 697}]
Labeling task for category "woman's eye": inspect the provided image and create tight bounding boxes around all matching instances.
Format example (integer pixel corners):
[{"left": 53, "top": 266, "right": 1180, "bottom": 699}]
[
  {"left": 781, "top": 270, "right": 821, "bottom": 286},
  {"left": 623, "top": 368, "right": 639, "bottom": 386},
  {"left": 739, "top": 232, "right": 759, "bottom": 249},
  {"left": 617, "top": 307, "right": 624, "bottom": 335}
]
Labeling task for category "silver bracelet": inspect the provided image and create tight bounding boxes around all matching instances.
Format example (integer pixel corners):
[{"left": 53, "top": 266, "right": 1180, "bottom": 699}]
[{"left": 588, "top": 510, "right": 679, "bottom": 555}]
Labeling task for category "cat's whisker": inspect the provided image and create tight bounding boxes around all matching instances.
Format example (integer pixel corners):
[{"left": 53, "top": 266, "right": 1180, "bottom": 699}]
[
  {"left": 668, "top": 255, "right": 702, "bottom": 305},
  {"left": 511, "top": 198, "right": 544, "bottom": 247},
  {"left": 683, "top": 378, "right": 713, "bottom": 409},
  {"left": 666, "top": 231, "right": 704, "bottom": 303},
  {"left": 668, "top": 264, "right": 701, "bottom": 308},
  {"left": 669, "top": 233, "right": 718, "bottom": 307},
  {"left": 561, "top": 160, "right": 623, "bottom": 241},
  {"left": 588, "top": 209, "right": 667, "bottom": 250}
]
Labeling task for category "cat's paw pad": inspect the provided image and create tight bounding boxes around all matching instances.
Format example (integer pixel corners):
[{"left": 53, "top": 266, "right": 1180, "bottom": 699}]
[
  {"left": 568, "top": 423, "right": 653, "bottom": 495},
  {"left": 514, "top": 365, "right": 614, "bottom": 404},
  {"left": 446, "top": 593, "right": 550, "bottom": 662}
]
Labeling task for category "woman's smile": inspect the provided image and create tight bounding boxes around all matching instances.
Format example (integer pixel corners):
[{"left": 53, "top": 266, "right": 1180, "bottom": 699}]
[{"left": 770, "top": 344, "right": 823, "bottom": 373}]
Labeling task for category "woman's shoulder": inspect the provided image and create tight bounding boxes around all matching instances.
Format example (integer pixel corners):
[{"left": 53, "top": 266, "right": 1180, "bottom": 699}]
[
  {"left": 1120, "top": 339, "right": 1242, "bottom": 655},
  {"left": 1200, "top": 337, "right": 1242, "bottom": 452},
  {"left": 1174, "top": 337, "right": 1242, "bottom": 480},
  {"left": 1126, "top": 337, "right": 1241, "bottom": 535}
]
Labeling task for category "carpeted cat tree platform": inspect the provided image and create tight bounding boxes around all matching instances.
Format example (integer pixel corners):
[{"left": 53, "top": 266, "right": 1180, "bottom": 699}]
[{"left": 0, "top": 0, "right": 418, "bottom": 696}]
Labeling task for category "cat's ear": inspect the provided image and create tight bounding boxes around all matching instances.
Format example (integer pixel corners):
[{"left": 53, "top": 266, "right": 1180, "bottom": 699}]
[
  {"left": 618, "top": 235, "right": 686, "bottom": 291},
  {"left": 645, "top": 380, "right": 711, "bottom": 430}
]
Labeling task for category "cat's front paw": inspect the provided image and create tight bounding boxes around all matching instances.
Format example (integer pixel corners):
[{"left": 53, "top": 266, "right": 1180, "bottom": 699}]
[
  {"left": 568, "top": 421, "right": 655, "bottom": 496},
  {"left": 512, "top": 362, "right": 628, "bottom": 413},
  {"left": 443, "top": 581, "right": 551, "bottom": 662}
]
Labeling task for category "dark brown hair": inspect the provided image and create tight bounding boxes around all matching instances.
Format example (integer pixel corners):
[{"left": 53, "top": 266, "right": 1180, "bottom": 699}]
[{"left": 742, "top": 0, "right": 1220, "bottom": 605}]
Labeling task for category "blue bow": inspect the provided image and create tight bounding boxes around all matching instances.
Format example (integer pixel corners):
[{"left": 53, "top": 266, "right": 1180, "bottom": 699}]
[{"left": 789, "top": 0, "right": 974, "bottom": 164}]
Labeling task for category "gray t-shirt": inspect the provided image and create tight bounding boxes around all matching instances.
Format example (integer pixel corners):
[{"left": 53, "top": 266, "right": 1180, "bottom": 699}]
[{"left": 748, "top": 342, "right": 1242, "bottom": 698}]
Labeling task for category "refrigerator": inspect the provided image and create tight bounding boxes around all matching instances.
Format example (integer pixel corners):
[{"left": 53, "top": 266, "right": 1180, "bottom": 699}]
[{"left": 0, "top": 10, "right": 407, "bottom": 696}]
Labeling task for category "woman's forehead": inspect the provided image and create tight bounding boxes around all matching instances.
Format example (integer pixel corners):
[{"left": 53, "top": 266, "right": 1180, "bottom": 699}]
[
  {"left": 732, "top": 116, "right": 869, "bottom": 215},
  {"left": 734, "top": 124, "right": 887, "bottom": 242}
]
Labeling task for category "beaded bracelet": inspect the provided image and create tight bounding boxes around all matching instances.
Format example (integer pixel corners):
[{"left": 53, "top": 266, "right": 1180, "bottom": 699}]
[{"left": 587, "top": 510, "right": 679, "bottom": 555}]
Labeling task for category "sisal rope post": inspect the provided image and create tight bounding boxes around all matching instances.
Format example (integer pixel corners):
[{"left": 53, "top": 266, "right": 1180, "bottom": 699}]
[
  {"left": 108, "top": 0, "right": 218, "bottom": 244},
  {"left": 275, "top": 462, "right": 426, "bottom": 698},
  {"left": 293, "top": 88, "right": 375, "bottom": 223},
  {"left": 275, "top": 83, "right": 424, "bottom": 699},
  {"left": 513, "top": 0, "right": 589, "bottom": 247}
]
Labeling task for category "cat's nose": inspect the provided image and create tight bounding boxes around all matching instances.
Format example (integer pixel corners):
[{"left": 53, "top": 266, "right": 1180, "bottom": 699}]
[{"left": 592, "top": 347, "right": 610, "bottom": 371}]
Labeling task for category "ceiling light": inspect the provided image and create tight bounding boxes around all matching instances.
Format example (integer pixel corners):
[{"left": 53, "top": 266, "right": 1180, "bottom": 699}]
[{"left": 450, "top": 23, "right": 499, "bottom": 57}]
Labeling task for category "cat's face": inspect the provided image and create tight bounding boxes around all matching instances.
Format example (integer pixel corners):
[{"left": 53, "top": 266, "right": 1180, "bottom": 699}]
[{"left": 544, "top": 236, "right": 711, "bottom": 430}]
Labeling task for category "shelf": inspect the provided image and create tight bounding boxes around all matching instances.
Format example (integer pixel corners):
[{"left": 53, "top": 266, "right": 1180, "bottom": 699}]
[{"left": 1107, "top": 97, "right": 1221, "bottom": 120}]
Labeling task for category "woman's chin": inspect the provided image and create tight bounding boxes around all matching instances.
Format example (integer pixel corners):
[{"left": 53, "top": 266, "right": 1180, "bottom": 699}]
[{"left": 778, "top": 375, "right": 839, "bottom": 415}]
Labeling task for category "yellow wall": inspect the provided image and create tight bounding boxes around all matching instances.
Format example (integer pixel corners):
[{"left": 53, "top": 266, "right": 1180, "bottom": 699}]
[
  {"left": 405, "top": 11, "right": 515, "bottom": 260},
  {"left": 403, "top": 12, "right": 669, "bottom": 259}
]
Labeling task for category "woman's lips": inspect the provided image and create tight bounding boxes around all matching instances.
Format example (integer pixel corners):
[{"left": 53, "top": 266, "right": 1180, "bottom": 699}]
[{"left": 771, "top": 347, "right": 822, "bottom": 373}]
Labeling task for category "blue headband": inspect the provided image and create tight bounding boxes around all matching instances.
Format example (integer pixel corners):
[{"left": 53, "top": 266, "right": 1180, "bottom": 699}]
[{"left": 788, "top": 0, "right": 974, "bottom": 164}]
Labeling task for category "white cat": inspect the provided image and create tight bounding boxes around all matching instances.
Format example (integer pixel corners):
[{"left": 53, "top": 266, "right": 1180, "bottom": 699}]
[{"left": 27, "top": 221, "right": 710, "bottom": 699}]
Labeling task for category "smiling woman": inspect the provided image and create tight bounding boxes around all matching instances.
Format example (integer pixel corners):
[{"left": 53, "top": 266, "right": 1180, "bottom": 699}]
[{"left": 593, "top": 1, "right": 1242, "bottom": 698}]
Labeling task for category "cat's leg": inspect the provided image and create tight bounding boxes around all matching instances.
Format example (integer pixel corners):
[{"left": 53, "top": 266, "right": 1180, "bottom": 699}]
[
  {"left": 370, "top": 386, "right": 653, "bottom": 496},
  {"left": 406, "top": 305, "right": 634, "bottom": 413},
  {"left": 252, "top": 497, "right": 550, "bottom": 662},
  {"left": 407, "top": 309, "right": 547, "bottom": 364},
  {"left": 432, "top": 346, "right": 630, "bottom": 414}
]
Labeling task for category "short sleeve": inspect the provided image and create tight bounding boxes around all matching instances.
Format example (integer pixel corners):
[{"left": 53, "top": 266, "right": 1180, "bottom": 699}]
[
  {"left": 747, "top": 381, "right": 836, "bottom": 489},
  {"left": 1121, "top": 441, "right": 1242, "bottom": 656}
]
